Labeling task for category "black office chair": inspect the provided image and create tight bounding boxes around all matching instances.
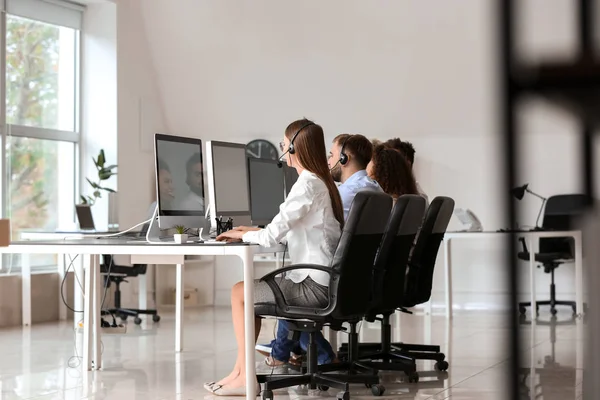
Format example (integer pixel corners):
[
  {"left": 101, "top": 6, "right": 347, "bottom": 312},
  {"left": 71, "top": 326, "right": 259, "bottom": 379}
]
[
  {"left": 517, "top": 194, "right": 587, "bottom": 316},
  {"left": 255, "top": 191, "right": 395, "bottom": 400},
  {"left": 340, "top": 196, "right": 455, "bottom": 372},
  {"left": 337, "top": 195, "right": 426, "bottom": 377},
  {"left": 101, "top": 255, "right": 160, "bottom": 325}
]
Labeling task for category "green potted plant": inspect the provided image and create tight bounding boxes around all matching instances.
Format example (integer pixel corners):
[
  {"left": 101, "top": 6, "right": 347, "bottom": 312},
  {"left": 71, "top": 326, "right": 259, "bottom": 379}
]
[
  {"left": 77, "top": 149, "right": 117, "bottom": 224},
  {"left": 173, "top": 225, "right": 188, "bottom": 244}
]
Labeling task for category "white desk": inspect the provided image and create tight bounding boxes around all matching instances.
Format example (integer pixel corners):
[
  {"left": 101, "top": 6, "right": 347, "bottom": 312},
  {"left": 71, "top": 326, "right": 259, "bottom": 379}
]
[
  {"left": 1, "top": 239, "right": 283, "bottom": 400},
  {"left": 439, "top": 230, "right": 583, "bottom": 320}
]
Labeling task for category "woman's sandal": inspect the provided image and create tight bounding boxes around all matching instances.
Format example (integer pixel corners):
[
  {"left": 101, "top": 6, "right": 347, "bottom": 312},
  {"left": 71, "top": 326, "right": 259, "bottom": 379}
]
[{"left": 212, "top": 382, "right": 261, "bottom": 397}]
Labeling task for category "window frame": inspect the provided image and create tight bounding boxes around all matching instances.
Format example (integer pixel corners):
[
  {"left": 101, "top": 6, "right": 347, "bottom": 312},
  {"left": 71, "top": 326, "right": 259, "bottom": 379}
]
[{"left": 0, "top": 0, "right": 83, "bottom": 273}]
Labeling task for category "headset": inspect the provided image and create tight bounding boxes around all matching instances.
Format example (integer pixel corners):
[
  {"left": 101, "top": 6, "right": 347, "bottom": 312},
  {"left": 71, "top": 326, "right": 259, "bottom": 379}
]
[
  {"left": 277, "top": 121, "right": 315, "bottom": 168},
  {"left": 338, "top": 134, "right": 352, "bottom": 165},
  {"left": 328, "top": 134, "right": 352, "bottom": 171}
]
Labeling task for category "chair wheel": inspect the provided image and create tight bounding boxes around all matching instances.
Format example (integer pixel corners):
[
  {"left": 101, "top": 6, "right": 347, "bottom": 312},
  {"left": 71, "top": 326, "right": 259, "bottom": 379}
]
[
  {"left": 336, "top": 391, "right": 350, "bottom": 400},
  {"left": 317, "top": 385, "right": 329, "bottom": 391},
  {"left": 370, "top": 384, "right": 385, "bottom": 396},
  {"left": 152, "top": 314, "right": 161, "bottom": 322},
  {"left": 519, "top": 306, "right": 526, "bottom": 315},
  {"left": 550, "top": 308, "right": 558, "bottom": 316},
  {"left": 262, "top": 389, "right": 273, "bottom": 400},
  {"left": 120, "top": 314, "right": 128, "bottom": 321},
  {"left": 435, "top": 361, "right": 449, "bottom": 371},
  {"left": 407, "top": 372, "right": 419, "bottom": 383},
  {"left": 134, "top": 317, "right": 143, "bottom": 325}
]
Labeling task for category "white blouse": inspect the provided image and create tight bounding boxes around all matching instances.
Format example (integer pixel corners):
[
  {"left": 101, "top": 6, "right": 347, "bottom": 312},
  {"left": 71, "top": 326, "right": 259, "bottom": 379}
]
[{"left": 242, "top": 170, "right": 341, "bottom": 286}]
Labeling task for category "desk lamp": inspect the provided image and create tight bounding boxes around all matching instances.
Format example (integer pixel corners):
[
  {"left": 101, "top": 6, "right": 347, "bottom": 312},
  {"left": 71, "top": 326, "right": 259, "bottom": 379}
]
[{"left": 511, "top": 184, "right": 547, "bottom": 229}]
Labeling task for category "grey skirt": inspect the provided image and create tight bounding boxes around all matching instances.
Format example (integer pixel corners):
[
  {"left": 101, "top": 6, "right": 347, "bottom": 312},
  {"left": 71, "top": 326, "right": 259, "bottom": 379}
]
[{"left": 254, "top": 277, "right": 329, "bottom": 308}]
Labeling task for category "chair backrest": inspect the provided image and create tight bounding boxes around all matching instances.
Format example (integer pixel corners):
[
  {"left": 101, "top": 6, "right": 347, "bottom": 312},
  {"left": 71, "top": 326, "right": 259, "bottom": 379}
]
[
  {"left": 371, "top": 195, "right": 427, "bottom": 312},
  {"left": 403, "top": 196, "right": 455, "bottom": 307},
  {"left": 539, "top": 194, "right": 587, "bottom": 256},
  {"left": 101, "top": 255, "right": 147, "bottom": 276},
  {"left": 326, "top": 191, "right": 393, "bottom": 320}
]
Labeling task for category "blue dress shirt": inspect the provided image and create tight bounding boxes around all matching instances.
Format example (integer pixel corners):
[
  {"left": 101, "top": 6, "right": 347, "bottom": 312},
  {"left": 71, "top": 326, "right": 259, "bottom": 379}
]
[{"left": 338, "top": 170, "right": 382, "bottom": 219}]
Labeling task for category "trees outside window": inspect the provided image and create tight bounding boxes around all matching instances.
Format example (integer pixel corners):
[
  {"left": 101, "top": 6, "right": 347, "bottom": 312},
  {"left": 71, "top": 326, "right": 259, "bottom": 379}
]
[{"left": 2, "top": 13, "right": 79, "bottom": 272}]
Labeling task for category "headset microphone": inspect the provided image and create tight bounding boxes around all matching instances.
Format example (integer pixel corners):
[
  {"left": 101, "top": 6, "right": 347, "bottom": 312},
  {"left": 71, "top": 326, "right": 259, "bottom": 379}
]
[
  {"left": 329, "top": 159, "right": 340, "bottom": 171},
  {"left": 277, "top": 148, "right": 291, "bottom": 168},
  {"left": 277, "top": 121, "right": 315, "bottom": 168}
]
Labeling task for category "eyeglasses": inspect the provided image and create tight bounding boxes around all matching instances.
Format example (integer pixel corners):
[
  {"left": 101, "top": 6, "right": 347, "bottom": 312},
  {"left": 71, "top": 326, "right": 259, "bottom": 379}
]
[{"left": 279, "top": 141, "right": 286, "bottom": 151}]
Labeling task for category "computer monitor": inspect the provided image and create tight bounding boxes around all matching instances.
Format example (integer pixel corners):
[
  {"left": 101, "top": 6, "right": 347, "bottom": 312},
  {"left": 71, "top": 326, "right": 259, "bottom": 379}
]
[
  {"left": 282, "top": 162, "right": 299, "bottom": 197},
  {"left": 205, "top": 141, "right": 251, "bottom": 226},
  {"left": 154, "top": 133, "right": 206, "bottom": 229},
  {"left": 247, "top": 158, "right": 285, "bottom": 226}
]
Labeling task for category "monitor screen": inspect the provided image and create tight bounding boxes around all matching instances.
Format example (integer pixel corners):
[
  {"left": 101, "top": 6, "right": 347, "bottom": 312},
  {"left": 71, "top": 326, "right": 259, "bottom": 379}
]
[
  {"left": 155, "top": 134, "right": 205, "bottom": 216},
  {"left": 247, "top": 158, "right": 285, "bottom": 225},
  {"left": 283, "top": 162, "right": 299, "bottom": 197},
  {"left": 208, "top": 142, "right": 251, "bottom": 214}
]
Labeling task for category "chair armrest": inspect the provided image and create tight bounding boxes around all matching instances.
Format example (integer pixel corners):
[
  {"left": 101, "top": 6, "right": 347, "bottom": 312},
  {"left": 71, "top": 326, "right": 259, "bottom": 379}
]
[
  {"left": 257, "top": 265, "right": 337, "bottom": 311},
  {"left": 259, "top": 264, "right": 338, "bottom": 282}
]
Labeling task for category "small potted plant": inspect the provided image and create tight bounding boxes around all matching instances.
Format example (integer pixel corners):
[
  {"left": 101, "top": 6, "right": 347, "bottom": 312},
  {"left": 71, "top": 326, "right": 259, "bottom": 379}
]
[{"left": 173, "top": 225, "right": 188, "bottom": 244}]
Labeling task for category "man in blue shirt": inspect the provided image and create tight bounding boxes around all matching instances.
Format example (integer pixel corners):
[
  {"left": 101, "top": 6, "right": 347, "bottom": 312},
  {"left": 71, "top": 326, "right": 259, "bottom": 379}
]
[
  {"left": 329, "top": 134, "right": 382, "bottom": 218},
  {"left": 256, "top": 134, "right": 381, "bottom": 366}
]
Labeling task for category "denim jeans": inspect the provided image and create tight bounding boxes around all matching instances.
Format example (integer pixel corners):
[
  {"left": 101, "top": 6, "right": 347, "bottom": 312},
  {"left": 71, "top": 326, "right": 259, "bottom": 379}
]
[{"left": 270, "top": 320, "right": 336, "bottom": 365}]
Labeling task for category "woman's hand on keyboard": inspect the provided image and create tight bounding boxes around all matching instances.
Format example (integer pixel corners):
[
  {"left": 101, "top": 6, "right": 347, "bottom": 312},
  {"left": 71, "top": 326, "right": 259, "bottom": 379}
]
[
  {"left": 216, "top": 229, "right": 243, "bottom": 242},
  {"left": 231, "top": 226, "right": 261, "bottom": 233}
]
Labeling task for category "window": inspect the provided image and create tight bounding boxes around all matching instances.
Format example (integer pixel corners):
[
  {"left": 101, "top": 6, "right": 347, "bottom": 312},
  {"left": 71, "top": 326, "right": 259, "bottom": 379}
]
[
  {"left": 0, "top": 1, "right": 82, "bottom": 273},
  {"left": 6, "top": 15, "right": 77, "bottom": 131}
]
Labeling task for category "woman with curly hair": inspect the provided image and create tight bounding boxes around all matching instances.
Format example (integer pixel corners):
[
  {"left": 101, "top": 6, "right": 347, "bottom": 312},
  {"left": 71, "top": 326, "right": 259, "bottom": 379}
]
[{"left": 367, "top": 144, "right": 419, "bottom": 199}]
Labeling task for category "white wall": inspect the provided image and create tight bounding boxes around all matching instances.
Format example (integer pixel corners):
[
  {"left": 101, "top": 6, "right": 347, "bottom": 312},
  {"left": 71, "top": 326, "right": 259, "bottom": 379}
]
[
  {"left": 116, "top": 0, "right": 167, "bottom": 229},
  {"left": 82, "top": 3, "right": 118, "bottom": 230},
  {"left": 113, "top": 0, "right": 592, "bottom": 309}
]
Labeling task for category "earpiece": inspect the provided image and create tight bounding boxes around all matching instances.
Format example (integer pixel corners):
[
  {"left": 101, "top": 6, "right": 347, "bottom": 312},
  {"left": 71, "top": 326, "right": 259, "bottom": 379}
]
[
  {"left": 277, "top": 121, "right": 315, "bottom": 168},
  {"left": 288, "top": 122, "right": 314, "bottom": 155},
  {"left": 339, "top": 135, "right": 352, "bottom": 165}
]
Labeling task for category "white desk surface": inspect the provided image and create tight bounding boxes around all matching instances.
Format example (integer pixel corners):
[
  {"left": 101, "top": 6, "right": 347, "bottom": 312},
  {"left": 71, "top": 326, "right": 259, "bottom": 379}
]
[{"left": 5, "top": 238, "right": 279, "bottom": 256}]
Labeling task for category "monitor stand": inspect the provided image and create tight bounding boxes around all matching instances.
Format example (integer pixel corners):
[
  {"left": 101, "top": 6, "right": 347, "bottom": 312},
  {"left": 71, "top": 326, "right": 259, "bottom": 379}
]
[
  {"left": 145, "top": 205, "right": 213, "bottom": 243},
  {"left": 145, "top": 206, "right": 163, "bottom": 243}
]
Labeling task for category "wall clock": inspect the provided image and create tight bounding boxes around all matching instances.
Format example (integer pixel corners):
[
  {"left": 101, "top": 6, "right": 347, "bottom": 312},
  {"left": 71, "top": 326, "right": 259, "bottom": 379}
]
[{"left": 246, "top": 139, "right": 279, "bottom": 160}]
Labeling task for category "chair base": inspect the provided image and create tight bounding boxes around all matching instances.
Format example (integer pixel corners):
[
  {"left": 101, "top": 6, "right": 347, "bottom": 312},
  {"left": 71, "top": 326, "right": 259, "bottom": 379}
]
[
  {"left": 338, "top": 314, "right": 445, "bottom": 373},
  {"left": 259, "top": 321, "right": 390, "bottom": 399},
  {"left": 103, "top": 308, "right": 161, "bottom": 324},
  {"left": 260, "top": 362, "right": 382, "bottom": 399},
  {"left": 339, "top": 342, "right": 446, "bottom": 372},
  {"left": 518, "top": 300, "right": 577, "bottom": 316}
]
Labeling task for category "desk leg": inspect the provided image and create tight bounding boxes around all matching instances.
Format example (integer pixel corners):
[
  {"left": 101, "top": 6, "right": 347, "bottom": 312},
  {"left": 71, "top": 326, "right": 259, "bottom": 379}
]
[
  {"left": 575, "top": 233, "right": 584, "bottom": 317},
  {"left": 83, "top": 255, "right": 93, "bottom": 370},
  {"left": 139, "top": 271, "right": 147, "bottom": 311},
  {"left": 58, "top": 254, "right": 67, "bottom": 321},
  {"left": 240, "top": 250, "right": 256, "bottom": 400},
  {"left": 175, "top": 263, "right": 184, "bottom": 352},
  {"left": 21, "top": 253, "right": 31, "bottom": 326},
  {"left": 528, "top": 238, "right": 536, "bottom": 317},
  {"left": 92, "top": 254, "right": 102, "bottom": 370},
  {"left": 443, "top": 238, "right": 453, "bottom": 319},
  {"left": 74, "top": 256, "right": 84, "bottom": 331}
]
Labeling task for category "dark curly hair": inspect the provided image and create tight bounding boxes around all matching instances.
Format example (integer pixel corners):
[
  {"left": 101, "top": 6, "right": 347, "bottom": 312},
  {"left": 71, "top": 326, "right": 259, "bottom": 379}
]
[
  {"left": 369, "top": 145, "right": 418, "bottom": 198},
  {"left": 384, "top": 138, "right": 416, "bottom": 167}
]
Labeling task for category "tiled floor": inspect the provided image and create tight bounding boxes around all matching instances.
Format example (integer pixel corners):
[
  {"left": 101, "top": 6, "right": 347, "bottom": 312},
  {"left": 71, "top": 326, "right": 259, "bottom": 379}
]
[{"left": 0, "top": 307, "right": 584, "bottom": 399}]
